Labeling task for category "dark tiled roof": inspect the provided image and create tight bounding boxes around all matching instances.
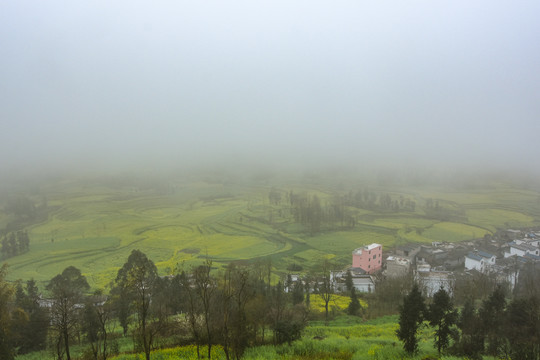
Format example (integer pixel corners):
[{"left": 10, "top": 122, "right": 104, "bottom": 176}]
[
  {"left": 466, "top": 252, "right": 483, "bottom": 261},
  {"left": 476, "top": 250, "right": 495, "bottom": 259}
]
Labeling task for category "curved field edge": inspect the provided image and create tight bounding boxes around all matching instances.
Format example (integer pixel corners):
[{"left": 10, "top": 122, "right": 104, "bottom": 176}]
[{"left": 2, "top": 181, "right": 540, "bottom": 288}]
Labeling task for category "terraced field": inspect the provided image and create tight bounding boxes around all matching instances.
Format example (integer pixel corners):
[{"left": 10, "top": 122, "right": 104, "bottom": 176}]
[{"left": 2, "top": 179, "right": 540, "bottom": 288}]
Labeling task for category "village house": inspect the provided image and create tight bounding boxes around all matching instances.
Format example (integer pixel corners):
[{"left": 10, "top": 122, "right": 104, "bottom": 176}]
[
  {"left": 464, "top": 250, "right": 496, "bottom": 272},
  {"left": 395, "top": 243, "right": 421, "bottom": 261},
  {"left": 494, "top": 256, "right": 522, "bottom": 290},
  {"left": 519, "top": 236, "right": 540, "bottom": 247},
  {"left": 352, "top": 243, "right": 382, "bottom": 274},
  {"left": 443, "top": 247, "right": 468, "bottom": 270},
  {"left": 331, "top": 270, "right": 376, "bottom": 293},
  {"left": 416, "top": 246, "right": 448, "bottom": 267},
  {"left": 523, "top": 253, "right": 540, "bottom": 262},
  {"left": 505, "top": 241, "right": 540, "bottom": 258},
  {"left": 385, "top": 256, "right": 411, "bottom": 278},
  {"left": 414, "top": 262, "right": 454, "bottom": 297}
]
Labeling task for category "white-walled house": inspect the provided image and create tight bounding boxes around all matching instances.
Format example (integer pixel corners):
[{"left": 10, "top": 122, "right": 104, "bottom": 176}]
[
  {"left": 465, "top": 251, "right": 496, "bottom": 272},
  {"left": 415, "top": 270, "right": 454, "bottom": 297},
  {"left": 515, "top": 237, "right": 540, "bottom": 247},
  {"left": 331, "top": 271, "right": 375, "bottom": 293},
  {"left": 505, "top": 241, "right": 540, "bottom": 258}
]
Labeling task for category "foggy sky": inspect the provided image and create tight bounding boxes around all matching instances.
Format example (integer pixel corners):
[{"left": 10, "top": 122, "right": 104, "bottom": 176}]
[{"left": 1, "top": 1, "right": 539, "bottom": 175}]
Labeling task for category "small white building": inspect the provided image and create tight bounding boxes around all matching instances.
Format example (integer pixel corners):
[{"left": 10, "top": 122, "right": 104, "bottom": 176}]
[
  {"left": 465, "top": 251, "right": 496, "bottom": 272},
  {"left": 415, "top": 269, "right": 454, "bottom": 297},
  {"left": 505, "top": 241, "right": 540, "bottom": 258},
  {"left": 331, "top": 271, "right": 375, "bottom": 293}
]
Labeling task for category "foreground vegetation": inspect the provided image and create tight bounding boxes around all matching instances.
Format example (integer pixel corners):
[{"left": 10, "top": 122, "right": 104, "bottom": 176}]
[
  {"left": 2, "top": 171, "right": 540, "bottom": 359},
  {"left": 3, "top": 246, "right": 540, "bottom": 360}
]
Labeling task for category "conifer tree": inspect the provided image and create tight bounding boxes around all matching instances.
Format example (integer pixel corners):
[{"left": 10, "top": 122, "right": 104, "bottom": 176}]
[
  {"left": 427, "top": 287, "right": 457, "bottom": 354},
  {"left": 504, "top": 295, "right": 540, "bottom": 359},
  {"left": 455, "top": 298, "right": 483, "bottom": 359},
  {"left": 396, "top": 283, "right": 425, "bottom": 354},
  {"left": 345, "top": 270, "right": 354, "bottom": 292},
  {"left": 347, "top": 288, "right": 361, "bottom": 316},
  {"left": 479, "top": 285, "right": 506, "bottom": 356}
]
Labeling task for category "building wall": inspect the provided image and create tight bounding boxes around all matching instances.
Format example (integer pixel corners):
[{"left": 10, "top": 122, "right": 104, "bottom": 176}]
[
  {"left": 352, "top": 244, "right": 382, "bottom": 274},
  {"left": 416, "top": 272, "right": 454, "bottom": 297},
  {"left": 509, "top": 247, "right": 526, "bottom": 257},
  {"left": 386, "top": 258, "right": 410, "bottom": 278},
  {"left": 464, "top": 257, "right": 483, "bottom": 271}
]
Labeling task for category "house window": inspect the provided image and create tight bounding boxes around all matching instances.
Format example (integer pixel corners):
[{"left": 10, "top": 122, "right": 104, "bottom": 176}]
[
  {"left": 373, "top": 255, "right": 376, "bottom": 259},
  {"left": 368, "top": 265, "right": 370, "bottom": 269}
]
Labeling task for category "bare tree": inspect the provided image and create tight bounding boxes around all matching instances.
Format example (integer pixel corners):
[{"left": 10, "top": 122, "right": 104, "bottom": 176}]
[
  {"left": 193, "top": 258, "right": 217, "bottom": 359},
  {"left": 47, "top": 266, "right": 89, "bottom": 360},
  {"left": 114, "top": 250, "right": 158, "bottom": 360},
  {"left": 315, "top": 259, "right": 335, "bottom": 323}
]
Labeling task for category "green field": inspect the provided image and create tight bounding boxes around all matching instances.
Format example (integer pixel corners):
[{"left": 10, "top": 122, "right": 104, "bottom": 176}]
[
  {"left": 17, "top": 315, "right": 485, "bottom": 360},
  {"left": 2, "top": 178, "right": 540, "bottom": 288},
  {"left": 102, "top": 315, "right": 495, "bottom": 360}
]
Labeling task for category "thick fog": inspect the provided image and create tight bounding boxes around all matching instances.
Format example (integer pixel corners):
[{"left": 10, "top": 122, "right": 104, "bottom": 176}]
[{"left": 1, "top": 1, "right": 539, "bottom": 177}]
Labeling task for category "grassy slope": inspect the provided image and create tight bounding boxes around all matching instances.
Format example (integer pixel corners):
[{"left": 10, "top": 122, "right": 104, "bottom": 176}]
[
  {"left": 101, "top": 315, "right": 496, "bottom": 360},
  {"left": 2, "top": 179, "right": 540, "bottom": 288}
]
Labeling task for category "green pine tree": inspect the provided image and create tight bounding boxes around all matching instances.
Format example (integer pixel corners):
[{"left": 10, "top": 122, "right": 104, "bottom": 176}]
[
  {"left": 347, "top": 288, "right": 362, "bottom": 316},
  {"left": 396, "top": 283, "right": 425, "bottom": 354},
  {"left": 427, "top": 287, "right": 457, "bottom": 354}
]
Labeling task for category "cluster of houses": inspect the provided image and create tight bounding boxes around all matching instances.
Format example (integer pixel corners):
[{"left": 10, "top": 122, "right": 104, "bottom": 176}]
[
  {"left": 383, "top": 229, "right": 540, "bottom": 296},
  {"left": 288, "top": 228, "right": 540, "bottom": 297}
]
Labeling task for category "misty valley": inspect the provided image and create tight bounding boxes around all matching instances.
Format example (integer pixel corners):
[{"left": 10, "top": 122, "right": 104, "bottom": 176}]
[
  {"left": 1, "top": 170, "right": 540, "bottom": 359},
  {"left": 3, "top": 0, "right": 539, "bottom": 358}
]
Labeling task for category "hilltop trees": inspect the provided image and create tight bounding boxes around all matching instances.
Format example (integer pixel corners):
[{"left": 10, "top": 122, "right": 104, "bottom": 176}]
[{"left": 47, "top": 266, "right": 90, "bottom": 360}]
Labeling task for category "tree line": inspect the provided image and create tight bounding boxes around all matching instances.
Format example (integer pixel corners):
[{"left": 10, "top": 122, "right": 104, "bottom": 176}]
[
  {"left": 269, "top": 189, "right": 417, "bottom": 235},
  {"left": 3, "top": 195, "right": 49, "bottom": 233},
  {"left": 2, "top": 249, "right": 539, "bottom": 360},
  {"left": 1, "top": 230, "right": 30, "bottom": 260},
  {"left": 0, "top": 251, "right": 352, "bottom": 360},
  {"left": 397, "top": 280, "right": 540, "bottom": 359}
]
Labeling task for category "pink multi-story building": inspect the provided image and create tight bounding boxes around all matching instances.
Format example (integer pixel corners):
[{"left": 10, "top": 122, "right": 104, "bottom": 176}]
[{"left": 352, "top": 243, "right": 383, "bottom": 274}]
